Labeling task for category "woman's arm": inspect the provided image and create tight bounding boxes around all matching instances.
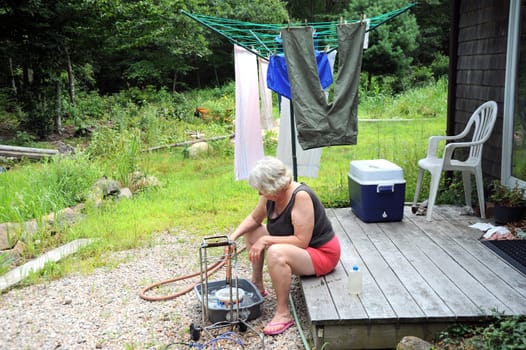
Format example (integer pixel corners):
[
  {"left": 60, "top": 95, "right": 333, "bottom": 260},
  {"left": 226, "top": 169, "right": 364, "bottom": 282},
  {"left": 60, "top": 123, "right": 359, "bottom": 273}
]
[{"left": 230, "top": 196, "right": 267, "bottom": 241}]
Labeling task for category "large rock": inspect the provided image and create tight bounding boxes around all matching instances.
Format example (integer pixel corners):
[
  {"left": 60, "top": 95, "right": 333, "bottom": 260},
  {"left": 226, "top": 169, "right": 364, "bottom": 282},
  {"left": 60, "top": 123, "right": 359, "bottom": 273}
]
[
  {"left": 119, "top": 187, "right": 133, "bottom": 199},
  {"left": 93, "top": 176, "right": 121, "bottom": 197},
  {"left": 127, "top": 171, "right": 159, "bottom": 193},
  {"left": 0, "top": 220, "right": 38, "bottom": 250},
  {"left": 185, "top": 142, "right": 209, "bottom": 159},
  {"left": 45, "top": 204, "right": 85, "bottom": 226},
  {"left": 0, "top": 204, "right": 85, "bottom": 250},
  {"left": 397, "top": 336, "right": 433, "bottom": 350},
  {"left": 87, "top": 176, "right": 121, "bottom": 206}
]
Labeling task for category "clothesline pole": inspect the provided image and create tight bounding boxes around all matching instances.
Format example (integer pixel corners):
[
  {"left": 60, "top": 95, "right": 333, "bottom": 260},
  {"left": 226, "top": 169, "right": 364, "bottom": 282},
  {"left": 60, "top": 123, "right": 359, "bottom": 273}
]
[{"left": 290, "top": 102, "right": 298, "bottom": 181}]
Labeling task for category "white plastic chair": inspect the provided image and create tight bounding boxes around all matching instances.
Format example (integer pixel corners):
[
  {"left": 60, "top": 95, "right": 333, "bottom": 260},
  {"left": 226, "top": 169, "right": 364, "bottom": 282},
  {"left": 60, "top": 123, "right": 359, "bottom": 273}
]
[{"left": 412, "top": 100, "right": 498, "bottom": 221}]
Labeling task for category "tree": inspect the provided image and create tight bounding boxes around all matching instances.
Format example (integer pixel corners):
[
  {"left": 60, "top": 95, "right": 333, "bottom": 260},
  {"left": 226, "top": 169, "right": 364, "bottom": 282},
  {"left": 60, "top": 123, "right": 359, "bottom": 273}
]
[
  {"left": 412, "top": 0, "right": 450, "bottom": 66},
  {"left": 286, "top": 0, "right": 350, "bottom": 22},
  {"left": 345, "top": 0, "right": 419, "bottom": 81},
  {"left": 0, "top": 0, "right": 81, "bottom": 137},
  {"left": 84, "top": 0, "right": 207, "bottom": 92},
  {"left": 189, "top": 0, "right": 289, "bottom": 88}
]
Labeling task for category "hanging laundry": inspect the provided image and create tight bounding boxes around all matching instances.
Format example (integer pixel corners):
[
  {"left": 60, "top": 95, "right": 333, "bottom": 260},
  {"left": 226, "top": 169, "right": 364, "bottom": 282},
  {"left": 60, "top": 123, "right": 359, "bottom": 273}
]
[
  {"left": 267, "top": 51, "right": 333, "bottom": 100},
  {"left": 276, "top": 97, "right": 322, "bottom": 178},
  {"left": 282, "top": 23, "right": 365, "bottom": 150},
  {"left": 258, "top": 57, "right": 274, "bottom": 130},
  {"left": 234, "top": 45, "right": 264, "bottom": 180},
  {"left": 276, "top": 50, "right": 336, "bottom": 178}
]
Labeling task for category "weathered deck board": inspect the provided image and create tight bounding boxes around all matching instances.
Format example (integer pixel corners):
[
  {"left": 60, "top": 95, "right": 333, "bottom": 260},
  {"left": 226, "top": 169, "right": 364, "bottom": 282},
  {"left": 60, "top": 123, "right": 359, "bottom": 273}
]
[
  {"left": 409, "top": 214, "right": 526, "bottom": 313},
  {"left": 301, "top": 206, "right": 526, "bottom": 349}
]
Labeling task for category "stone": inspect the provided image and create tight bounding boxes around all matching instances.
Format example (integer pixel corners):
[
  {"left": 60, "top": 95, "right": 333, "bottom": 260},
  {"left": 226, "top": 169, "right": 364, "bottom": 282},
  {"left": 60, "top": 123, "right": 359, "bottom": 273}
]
[
  {"left": 46, "top": 204, "right": 85, "bottom": 227},
  {"left": 185, "top": 142, "right": 209, "bottom": 159},
  {"left": 0, "top": 222, "right": 20, "bottom": 250},
  {"left": 396, "top": 336, "right": 433, "bottom": 350},
  {"left": 93, "top": 176, "right": 121, "bottom": 197},
  {"left": 127, "top": 172, "right": 159, "bottom": 192},
  {"left": 118, "top": 187, "right": 133, "bottom": 199},
  {"left": 0, "top": 220, "right": 38, "bottom": 250},
  {"left": 52, "top": 141, "right": 75, "bottom": 155}
]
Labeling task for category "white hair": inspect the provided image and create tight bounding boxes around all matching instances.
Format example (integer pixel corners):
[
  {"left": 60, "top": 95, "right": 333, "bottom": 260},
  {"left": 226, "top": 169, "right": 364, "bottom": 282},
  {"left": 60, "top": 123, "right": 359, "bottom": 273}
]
[{"left": 248, "top": 156, "right": 292, "bottom": 195}]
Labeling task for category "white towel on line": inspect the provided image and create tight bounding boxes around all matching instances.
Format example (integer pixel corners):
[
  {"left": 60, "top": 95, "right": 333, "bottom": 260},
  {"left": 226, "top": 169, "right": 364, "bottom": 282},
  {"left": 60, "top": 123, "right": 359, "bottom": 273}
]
[
  {"left": 258, "top": 57, "right": 274, "bottom": 130},
  {"left": 234, "top": 45, "right": 264, "bottom": 180},
  {"left": 276, "top": 97, "right": 322, "bottom": 178}
]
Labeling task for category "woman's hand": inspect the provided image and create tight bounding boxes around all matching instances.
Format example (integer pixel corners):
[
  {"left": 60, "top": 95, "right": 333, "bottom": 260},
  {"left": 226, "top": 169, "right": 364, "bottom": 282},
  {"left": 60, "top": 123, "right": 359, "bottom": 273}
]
[{"left": 248, "top": 237, "right": 267, "bottom": 263}]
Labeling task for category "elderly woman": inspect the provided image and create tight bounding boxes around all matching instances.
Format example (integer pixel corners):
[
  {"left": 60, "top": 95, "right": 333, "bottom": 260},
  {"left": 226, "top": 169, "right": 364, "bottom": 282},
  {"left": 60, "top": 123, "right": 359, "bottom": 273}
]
[{"left": 230, "top": 156, "right": 340, "bottom": 336}]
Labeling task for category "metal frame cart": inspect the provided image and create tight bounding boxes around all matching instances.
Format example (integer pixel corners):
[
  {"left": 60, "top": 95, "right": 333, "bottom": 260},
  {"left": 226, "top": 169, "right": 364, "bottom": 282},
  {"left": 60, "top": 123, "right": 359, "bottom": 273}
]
[{"left": 190, "top": 235, "right": 265, "bottom": 348}]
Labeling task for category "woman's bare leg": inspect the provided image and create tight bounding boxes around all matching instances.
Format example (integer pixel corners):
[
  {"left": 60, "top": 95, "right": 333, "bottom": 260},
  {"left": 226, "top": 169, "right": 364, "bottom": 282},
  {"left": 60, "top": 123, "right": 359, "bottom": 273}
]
[
  {"left": 243, "top": 224, "right": 269, "bottom": 292},
  {"left": 265, "top": 244, "right": 315, "bottom": 331}
]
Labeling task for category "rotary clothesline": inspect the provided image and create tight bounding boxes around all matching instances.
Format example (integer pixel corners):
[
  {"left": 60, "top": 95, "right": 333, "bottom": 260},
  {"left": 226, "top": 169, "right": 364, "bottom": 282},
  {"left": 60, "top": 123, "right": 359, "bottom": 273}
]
[
  {"left": 182, "top": 4, "right": 416, "bottom": 180},
  {"left": 181, "top": 3, "right": 416, "bottom": 59}
]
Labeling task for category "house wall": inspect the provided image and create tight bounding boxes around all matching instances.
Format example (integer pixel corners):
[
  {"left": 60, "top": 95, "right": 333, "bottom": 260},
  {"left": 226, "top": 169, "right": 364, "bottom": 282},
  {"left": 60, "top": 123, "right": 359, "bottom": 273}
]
[{"left": 452, "top": 0, "right": 509, "bottom": 179}]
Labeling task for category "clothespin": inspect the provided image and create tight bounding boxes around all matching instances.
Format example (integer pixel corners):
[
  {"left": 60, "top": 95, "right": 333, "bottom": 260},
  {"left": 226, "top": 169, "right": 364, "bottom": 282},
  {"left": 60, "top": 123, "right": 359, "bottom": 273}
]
[{"left": 360, "top": 14, "right": 367, "bottom": 26}]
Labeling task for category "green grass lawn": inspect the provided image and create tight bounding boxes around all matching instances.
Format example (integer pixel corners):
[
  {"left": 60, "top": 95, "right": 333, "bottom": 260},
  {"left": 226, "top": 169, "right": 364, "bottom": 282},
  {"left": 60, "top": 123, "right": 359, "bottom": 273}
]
[
  {"left": 60, "top": 115, "right": 444, "bottom": 272},
  {"left": 0, "top": 79, "right": 447, "bottom": 278}
]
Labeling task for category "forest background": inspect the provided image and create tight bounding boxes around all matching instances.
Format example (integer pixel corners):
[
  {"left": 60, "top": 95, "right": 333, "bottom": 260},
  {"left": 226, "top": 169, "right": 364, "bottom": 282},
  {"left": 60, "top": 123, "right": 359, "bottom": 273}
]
[{"left": 0, "top": 0, "right": 449, "bottom": 139}]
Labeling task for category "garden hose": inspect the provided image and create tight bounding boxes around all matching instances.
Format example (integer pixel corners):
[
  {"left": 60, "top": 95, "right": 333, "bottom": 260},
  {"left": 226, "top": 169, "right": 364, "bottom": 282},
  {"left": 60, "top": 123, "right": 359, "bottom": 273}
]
[
  {"left": 139, "top": 246, "right": 245, "bottom": 301},
  {"left": 289, "top": 293, "right": 311, "bottom": 350},
  {"left": 141, "top": 245, "right": 313, "bottom": 349}
]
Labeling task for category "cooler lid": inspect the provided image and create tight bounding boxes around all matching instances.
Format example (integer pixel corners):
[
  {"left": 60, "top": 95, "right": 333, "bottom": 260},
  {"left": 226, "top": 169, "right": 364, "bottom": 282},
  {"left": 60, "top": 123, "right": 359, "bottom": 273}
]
[{"left": 349, "top": 159, "right": 404, "bottom": 181}]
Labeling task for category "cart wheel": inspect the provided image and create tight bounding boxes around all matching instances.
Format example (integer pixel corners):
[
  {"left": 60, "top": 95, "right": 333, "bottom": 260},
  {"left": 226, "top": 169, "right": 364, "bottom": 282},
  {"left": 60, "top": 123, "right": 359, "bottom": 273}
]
[
  {"left": 237, "top": 322, "right": 248, "bottom": 333},
  {"left": 189, "top": 323, "right": 201, "bottom": 341}
]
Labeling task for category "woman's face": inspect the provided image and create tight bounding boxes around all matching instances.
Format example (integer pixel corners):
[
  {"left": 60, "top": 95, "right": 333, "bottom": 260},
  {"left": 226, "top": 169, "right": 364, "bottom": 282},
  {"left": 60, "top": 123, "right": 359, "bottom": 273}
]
[{"left": 259, "top": 183, "right": 288, "bottom": 202}]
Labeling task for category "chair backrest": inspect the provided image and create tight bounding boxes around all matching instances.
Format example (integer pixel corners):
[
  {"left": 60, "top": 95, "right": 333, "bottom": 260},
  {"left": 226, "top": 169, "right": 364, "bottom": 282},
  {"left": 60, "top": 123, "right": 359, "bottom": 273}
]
[{"left": 465, "top": 100, "right": 498, "bottom": 161}]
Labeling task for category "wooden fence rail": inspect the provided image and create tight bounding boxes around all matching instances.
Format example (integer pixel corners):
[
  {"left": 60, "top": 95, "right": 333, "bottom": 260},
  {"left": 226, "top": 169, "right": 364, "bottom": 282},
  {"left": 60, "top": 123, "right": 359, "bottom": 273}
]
[{"left": 0, "top": 145, "right": 59, "bottom": 159}]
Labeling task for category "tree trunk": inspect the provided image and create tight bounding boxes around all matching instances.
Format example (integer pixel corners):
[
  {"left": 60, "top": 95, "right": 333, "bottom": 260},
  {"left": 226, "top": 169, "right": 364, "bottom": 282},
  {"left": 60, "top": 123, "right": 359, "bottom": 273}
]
[
  {"left": 55, "top": 79, "right": 62, "bottom": 135},
  {"left": 212, "top": 58, "right": 219, "bottom": 86},
  {"left": 8, "top": 57, "right": 17, "bottom": 95},
  {"left": 196, "top": 70, "right": 201, "bottom": 89},
  {"left": 172, "top": 72, "right": 177, "bottom": 93},
  {"left": 65, "top": 46, "right": 75, "bottom": 105},
  {"left": 23, "top": 66, "right": 32, "bottom": 86}
]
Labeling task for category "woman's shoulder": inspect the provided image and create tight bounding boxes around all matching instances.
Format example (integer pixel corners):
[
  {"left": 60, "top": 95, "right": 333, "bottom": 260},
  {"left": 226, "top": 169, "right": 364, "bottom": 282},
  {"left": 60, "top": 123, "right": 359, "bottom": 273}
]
[
  {"left": 293, "top": 184, "right": 313, "bottom": 200},
  {"left": 295, "top": 182, "right": 314, "bottom": 194}
]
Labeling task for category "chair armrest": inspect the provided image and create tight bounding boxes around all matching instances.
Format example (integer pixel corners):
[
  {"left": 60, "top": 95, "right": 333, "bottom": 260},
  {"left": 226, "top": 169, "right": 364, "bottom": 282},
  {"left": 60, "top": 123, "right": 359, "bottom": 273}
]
[
  {"left": 426, "top": 135, "right": 460, "bottom": 157},
  {"left": 443, "top": 140, "right": 485, "bottom": 160}
]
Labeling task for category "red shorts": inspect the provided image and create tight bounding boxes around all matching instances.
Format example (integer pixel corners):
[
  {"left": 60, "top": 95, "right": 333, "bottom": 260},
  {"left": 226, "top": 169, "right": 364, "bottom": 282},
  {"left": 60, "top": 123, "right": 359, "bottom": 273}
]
[{"left": 306, "top": 235, "right": 341, "bottom": 277}]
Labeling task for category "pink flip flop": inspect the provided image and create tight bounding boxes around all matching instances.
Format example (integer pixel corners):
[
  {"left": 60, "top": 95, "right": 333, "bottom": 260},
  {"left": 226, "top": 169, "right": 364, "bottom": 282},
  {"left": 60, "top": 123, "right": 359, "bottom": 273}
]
[
  {"left": 263, "top": 320, "right": 294, "bottom": 336},
  {"left": 260, "top": 289, "right": 269, "bottom": 297}
]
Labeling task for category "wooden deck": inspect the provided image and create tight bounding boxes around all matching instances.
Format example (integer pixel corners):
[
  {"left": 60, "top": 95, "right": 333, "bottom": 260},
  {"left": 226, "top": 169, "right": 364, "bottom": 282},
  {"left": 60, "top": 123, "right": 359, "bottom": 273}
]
[{"left": 301, "top": 206, "right": 526, "bottom": 349}]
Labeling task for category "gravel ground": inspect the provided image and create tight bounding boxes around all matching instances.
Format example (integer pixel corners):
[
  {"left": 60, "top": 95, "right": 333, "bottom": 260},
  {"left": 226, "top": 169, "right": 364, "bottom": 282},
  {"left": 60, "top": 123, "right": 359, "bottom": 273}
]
[{"left": 0, "top": 232, "right": 312, "bottom": 350}]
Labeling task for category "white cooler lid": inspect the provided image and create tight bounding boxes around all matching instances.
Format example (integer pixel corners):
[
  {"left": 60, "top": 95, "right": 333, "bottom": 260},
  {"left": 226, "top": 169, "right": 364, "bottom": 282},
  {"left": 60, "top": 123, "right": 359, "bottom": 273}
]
[{"left": 349, "top": 159, "right": 404, "bottom": 182}]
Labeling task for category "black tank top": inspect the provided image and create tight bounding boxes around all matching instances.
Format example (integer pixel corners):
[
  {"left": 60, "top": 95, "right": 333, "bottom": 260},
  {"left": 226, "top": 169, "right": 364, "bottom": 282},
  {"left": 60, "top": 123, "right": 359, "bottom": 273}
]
[{"left": 266, "top": 183, "right": 334, "bottom": 248}]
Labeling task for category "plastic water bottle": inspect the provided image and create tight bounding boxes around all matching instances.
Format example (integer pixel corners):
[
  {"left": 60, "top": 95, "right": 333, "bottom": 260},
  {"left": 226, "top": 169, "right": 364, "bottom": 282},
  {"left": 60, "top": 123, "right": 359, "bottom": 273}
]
[{"left": 348, "top": 265, "right": 363, "bottom": 295}]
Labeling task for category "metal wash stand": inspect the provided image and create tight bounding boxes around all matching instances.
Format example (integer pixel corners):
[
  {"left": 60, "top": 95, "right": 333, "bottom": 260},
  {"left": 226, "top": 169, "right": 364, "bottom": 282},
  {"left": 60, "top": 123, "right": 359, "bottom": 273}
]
[{"left": 191, "top": 235, "right": 265, "bottom": 348}]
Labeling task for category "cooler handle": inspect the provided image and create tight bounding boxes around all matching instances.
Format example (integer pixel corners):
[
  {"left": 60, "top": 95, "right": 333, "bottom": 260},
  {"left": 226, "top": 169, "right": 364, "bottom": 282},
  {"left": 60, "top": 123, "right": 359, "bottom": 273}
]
[{"left": 377, "top": 184, "right": 394, "bottom": 193}]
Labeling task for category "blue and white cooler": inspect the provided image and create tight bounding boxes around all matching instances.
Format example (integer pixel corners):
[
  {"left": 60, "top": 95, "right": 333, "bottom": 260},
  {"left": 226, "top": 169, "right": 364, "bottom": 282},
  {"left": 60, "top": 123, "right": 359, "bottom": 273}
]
[{"left": 348, "top": 159, "right": 406, "bottom": 222}]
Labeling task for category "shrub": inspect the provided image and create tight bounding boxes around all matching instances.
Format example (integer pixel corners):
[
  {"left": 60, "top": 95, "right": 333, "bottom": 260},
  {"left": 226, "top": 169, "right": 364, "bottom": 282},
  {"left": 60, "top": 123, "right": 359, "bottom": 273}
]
[{"left": 489, "top": 180, "right": 526, "bottom": 207}]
